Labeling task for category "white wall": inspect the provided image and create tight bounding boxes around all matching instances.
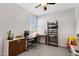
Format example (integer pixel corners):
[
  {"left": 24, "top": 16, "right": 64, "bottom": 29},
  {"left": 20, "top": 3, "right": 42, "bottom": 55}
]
[
  {"left": 75, "top": 6, "right": 79, "bottom": 34},
  {"left": 37, "top": 8, "right": 76, "bottom": 47},
  {"left": 0, "top": 3, "right": 36, "bottom": 55}
]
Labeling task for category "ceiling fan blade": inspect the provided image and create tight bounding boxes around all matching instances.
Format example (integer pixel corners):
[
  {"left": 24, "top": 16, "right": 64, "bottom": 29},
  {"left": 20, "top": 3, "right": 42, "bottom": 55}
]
[
  {"left": 35, "top": 4, "right": 41, "bottom": 8},
  {"left": 44, "top": 7, "right": 47, "bottom": 10},
  {"left": 47, "top": 3, "right": 56, "bottom": 5}
]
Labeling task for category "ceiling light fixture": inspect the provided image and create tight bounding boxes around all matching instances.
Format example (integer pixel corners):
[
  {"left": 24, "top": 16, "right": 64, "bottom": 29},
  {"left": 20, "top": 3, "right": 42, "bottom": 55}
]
[{"left": 35, "top": 3, "right": 56, "bottom": 11}]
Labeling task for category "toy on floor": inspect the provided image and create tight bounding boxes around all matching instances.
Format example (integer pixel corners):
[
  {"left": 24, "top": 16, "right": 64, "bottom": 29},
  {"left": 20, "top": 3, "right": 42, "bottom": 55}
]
[
  {"left": 70, "top": 45, "right": 79, "bottom": 56},
  {"left": 67, "top": 36, "right": 78, "bottom": 48}
]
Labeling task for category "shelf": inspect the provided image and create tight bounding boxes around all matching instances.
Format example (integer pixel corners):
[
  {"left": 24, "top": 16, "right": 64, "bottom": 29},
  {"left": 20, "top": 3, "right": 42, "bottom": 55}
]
[{"left": 47, "top": 21, "right": 58, "bottom": 47}]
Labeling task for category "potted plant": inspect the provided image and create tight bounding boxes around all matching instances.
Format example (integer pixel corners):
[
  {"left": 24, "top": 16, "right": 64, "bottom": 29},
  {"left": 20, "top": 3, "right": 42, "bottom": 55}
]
[{"left": 7, "top": 30, "right": 14, "bottom": 40}]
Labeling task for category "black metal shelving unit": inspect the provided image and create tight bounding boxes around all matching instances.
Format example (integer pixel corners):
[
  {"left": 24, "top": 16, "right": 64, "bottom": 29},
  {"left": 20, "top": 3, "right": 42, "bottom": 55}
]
[{"left": 47, "top": 20, "right": 58, "bottom": 47}]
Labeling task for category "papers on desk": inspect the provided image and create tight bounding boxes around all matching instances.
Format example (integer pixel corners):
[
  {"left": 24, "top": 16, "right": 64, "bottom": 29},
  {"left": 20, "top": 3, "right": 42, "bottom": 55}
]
[
  {"left": 28, "top": 35, "right": 36, "bottom": 39},
  {"left": 28, "top": 31, "right": 38, "bottom": 39},
  {"left": 28, "top": 34, "right": 37, "bottom": 39}
]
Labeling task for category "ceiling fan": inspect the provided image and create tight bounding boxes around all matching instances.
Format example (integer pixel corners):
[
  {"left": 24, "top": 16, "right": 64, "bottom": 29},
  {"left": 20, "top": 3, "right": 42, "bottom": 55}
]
[{"left": 35, "top": 3, "right": 56, "bottom": 11}]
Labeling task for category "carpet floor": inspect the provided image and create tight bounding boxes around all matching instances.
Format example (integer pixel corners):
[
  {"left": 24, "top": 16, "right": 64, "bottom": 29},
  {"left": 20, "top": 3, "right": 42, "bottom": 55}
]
[{"left": 18, "top": 44, "right": 71, "bottom": 56}]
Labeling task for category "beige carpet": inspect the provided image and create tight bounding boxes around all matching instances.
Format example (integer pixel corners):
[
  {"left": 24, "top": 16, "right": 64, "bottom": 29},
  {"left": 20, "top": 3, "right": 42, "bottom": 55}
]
[{"left": 18, "top": 44, "right": 71, "bottom": 56}]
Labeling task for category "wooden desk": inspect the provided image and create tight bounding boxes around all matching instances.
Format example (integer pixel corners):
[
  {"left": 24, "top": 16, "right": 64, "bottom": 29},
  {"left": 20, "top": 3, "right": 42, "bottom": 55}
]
[{"left": 37, "top": 35, "right": 47, "bottom": 44}]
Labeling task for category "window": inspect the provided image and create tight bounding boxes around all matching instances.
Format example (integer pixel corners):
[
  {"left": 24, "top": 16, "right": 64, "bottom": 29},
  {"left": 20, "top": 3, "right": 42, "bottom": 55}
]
[{"left": 28, "top": 16, "right": 37, "bottom": 34}]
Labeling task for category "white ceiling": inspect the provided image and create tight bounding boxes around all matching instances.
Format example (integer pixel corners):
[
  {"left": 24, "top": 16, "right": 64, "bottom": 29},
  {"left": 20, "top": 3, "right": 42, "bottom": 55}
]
[{"left": 17, "top": 3, "right": 79, "bottom": 16}]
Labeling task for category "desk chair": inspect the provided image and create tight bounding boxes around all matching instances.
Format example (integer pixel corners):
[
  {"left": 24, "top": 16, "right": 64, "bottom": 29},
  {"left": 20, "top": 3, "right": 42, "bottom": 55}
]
[
  {"left": 27, "top": 36, "right": 38, "bottom": 49},
  {"left": 24, "top": 31, "right": 38, "bottom": 50}
]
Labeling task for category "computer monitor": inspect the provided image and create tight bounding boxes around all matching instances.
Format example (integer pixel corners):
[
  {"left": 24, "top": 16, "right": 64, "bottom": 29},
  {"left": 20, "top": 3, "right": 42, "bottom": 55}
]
[{"left": 24, "top": 31, "right": 29, "bottom": 37}]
